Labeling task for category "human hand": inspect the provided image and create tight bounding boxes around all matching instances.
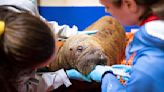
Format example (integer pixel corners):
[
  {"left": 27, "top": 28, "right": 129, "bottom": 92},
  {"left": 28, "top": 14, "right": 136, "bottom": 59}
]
[
  {"left": 111, "top": 64, "right": 131, "bottom": 81},
  {"left": 66, "top": 69, "right": 92, "bottom": 82},
  {"left": 101, "top": 65, "right": 132, "bottom": 91},
  {"left": 112, "top": 64, "right": 131, "bottom": 72},
  {"left": 88, "top": 65, "right": 113, "bottom": 82},
  {"left": 88, "top": 65, "right": 132, "bottom": 82}
]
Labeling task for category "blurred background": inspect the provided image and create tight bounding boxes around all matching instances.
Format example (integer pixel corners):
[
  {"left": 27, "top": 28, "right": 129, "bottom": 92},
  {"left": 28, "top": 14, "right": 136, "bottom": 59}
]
[{"left": 38, "top": 0, "right": 138, "bottom": 32}]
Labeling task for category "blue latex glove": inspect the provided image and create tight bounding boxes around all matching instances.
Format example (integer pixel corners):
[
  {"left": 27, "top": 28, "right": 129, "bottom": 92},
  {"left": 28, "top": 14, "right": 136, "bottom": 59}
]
[
  {"left": 112, "top": 64, "right": 131, "bottom": 73},
  {"left": 66, "top": 69, "right": 92, "bottom": 82},
  {"left": 111, "top": 64, "right": 131, "bottom": 81},
  {"left": 101, "top": 65, "right": 131, "bottom": 92},
  {"left": 89, "top": 65, "right": 132, "bottom": 82},
  {"left": 89, "top": 65, "right": 113, "bottom": 82}
]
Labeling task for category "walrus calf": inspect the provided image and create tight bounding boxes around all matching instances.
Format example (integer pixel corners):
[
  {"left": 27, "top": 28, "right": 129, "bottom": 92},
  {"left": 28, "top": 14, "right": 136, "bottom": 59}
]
[{"left": 49, "top": 16, "right": 126, "bottom": 75}]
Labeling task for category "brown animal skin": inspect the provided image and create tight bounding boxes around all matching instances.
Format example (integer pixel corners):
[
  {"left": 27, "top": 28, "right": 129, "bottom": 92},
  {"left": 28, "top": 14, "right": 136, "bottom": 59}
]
[
  {"left": 49, "top": 16, "right": 126, "bottom": 75},
  {"left": 87, "top": 16, "right": 126, "bottom": 66}
]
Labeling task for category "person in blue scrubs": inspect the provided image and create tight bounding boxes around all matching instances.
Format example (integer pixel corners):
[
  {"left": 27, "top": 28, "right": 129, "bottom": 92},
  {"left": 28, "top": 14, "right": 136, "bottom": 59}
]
[{"left": 89, "top": 0, "right": 164, "bottom": 92}]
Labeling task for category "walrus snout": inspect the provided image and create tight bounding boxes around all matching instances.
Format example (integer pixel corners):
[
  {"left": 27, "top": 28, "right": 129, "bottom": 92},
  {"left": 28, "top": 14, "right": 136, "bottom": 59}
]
[
  {"left": 76, "top": 49, "right": 108, "bottom": 75},
  {"left": 98, "top": 54, "right": 108, "bottom": 64}
]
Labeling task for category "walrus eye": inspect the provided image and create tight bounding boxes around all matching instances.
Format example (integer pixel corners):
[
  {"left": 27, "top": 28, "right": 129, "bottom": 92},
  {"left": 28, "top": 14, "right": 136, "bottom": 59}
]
[{"left": 77, "top": 46, "right": 83, "bottom": 52}]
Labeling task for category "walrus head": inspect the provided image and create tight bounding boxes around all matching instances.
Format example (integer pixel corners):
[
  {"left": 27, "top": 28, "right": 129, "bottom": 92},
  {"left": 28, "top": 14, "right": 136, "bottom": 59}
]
[
  {"left": 50, "top": 34, "right": 108, "bottom": 75},
  {"left": 49, "top": 16, "right": 126, "bottom": 75}
]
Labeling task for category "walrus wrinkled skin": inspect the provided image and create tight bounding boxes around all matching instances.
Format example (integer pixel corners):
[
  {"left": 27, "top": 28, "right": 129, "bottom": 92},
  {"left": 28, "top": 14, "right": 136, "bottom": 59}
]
[{"left": 49, "top": 16, "right": 126, "bottom": 75}]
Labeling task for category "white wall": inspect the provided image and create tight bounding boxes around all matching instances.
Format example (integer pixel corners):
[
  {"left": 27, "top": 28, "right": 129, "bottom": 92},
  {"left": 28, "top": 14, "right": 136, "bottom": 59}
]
[{"left": 39, "top": 0, "right": 102, "bottom": 6}]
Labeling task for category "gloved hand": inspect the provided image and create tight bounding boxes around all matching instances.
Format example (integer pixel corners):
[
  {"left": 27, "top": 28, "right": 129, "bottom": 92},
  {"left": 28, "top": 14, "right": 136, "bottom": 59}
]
[
  {"left": 66, "top": 69, "right": 92, "bottom": 82},
  {"left": 112, "top": 64, "right": 131, "bottom": 73},
  {"left": 88, "top": 65, "right": 132, "bottom": 82},
  {"left": 88, "top": 65, "right": 113, "bottom": 82},
  {"left": 101, "top": 65, "right": 132, "bottom": 92},
  {"left": 111, "top": 64, "right": 131, "bottom": 81}
]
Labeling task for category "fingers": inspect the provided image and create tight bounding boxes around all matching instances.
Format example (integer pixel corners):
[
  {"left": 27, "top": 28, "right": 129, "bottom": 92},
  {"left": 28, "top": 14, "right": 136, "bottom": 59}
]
[{"left": 111, "top": 64, "right": 131, "bottom": 73}]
